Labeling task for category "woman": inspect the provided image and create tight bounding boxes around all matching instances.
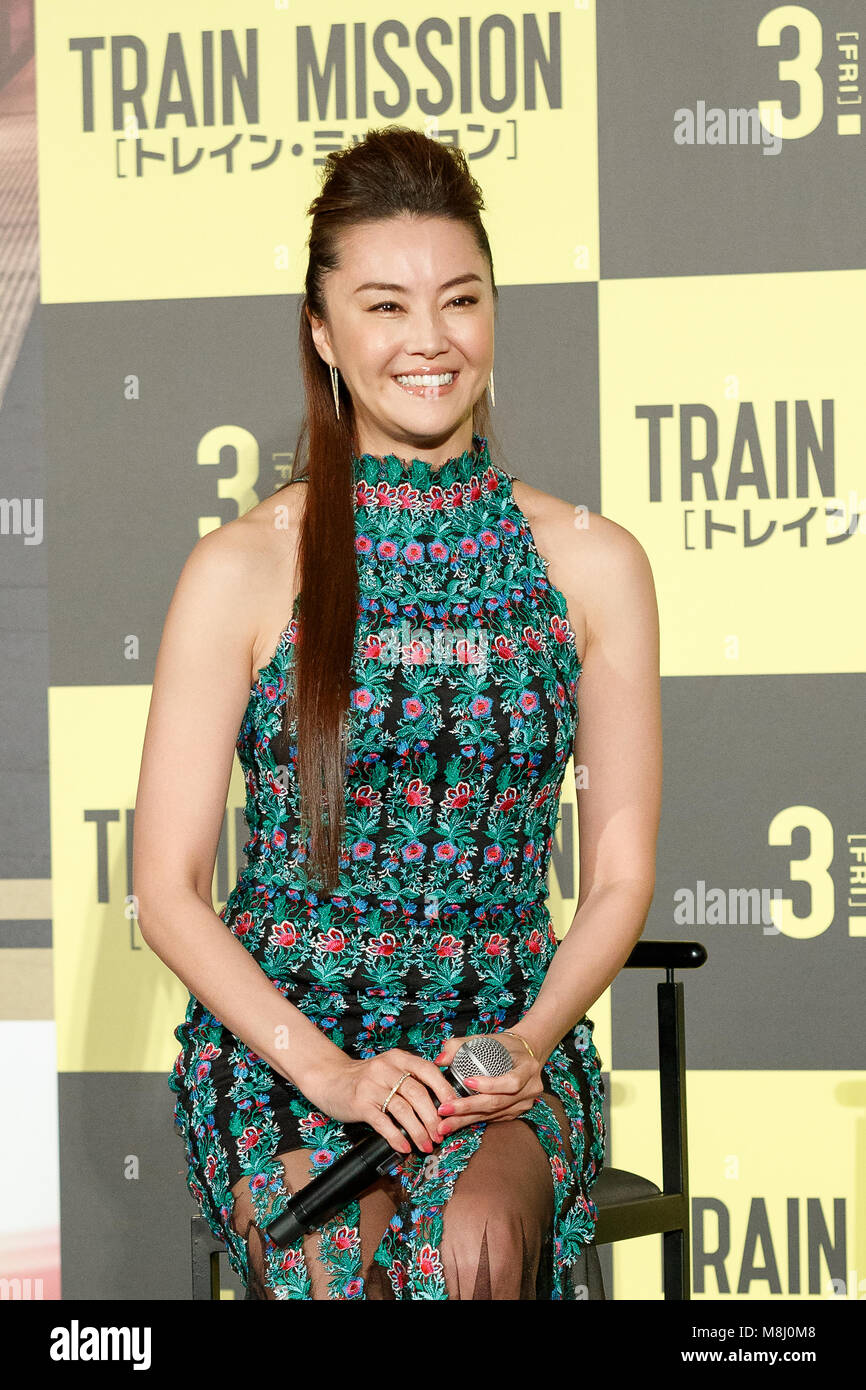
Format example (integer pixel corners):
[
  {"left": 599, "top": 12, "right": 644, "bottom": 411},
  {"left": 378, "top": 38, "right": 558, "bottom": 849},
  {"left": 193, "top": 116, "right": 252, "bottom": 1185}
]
[{"left": 133, "top": 125, "right": 661, "bottom": 1300}]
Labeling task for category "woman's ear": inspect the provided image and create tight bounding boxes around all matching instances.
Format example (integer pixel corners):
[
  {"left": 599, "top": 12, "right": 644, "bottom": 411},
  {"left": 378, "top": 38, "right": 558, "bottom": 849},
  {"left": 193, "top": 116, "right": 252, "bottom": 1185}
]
[{"left": 307, "top": 306, "right": 332, "bottom": 363}]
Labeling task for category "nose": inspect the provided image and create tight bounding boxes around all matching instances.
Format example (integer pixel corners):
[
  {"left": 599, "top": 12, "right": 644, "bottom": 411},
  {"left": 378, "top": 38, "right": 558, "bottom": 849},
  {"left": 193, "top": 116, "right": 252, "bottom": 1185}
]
[{"left": 404, "top": 307, "right": 451, "bottom": 359}]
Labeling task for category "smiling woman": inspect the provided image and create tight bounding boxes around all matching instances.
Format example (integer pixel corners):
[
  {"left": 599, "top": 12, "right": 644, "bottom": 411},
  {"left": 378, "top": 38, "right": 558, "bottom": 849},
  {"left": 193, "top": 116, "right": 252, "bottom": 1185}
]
[
  {"left": 318, "top": 254, "right": 492, "bottom": 455},
  {"left": 135, "top": 124, "right": 661, "bottom": 1302}
]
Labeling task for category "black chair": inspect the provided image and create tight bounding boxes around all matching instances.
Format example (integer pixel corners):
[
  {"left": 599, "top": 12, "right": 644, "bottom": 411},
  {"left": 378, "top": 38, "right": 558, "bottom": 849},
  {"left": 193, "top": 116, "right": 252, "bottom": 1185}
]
[
  {"left": 191, "top": 938, "right": 707, "bottom": 1300},
  {"left": 589, "top": 939, "right": 707, "bottom": 1299},
  {"left": 191, "top": 1212, "right": 249, "bottom": 1301}
]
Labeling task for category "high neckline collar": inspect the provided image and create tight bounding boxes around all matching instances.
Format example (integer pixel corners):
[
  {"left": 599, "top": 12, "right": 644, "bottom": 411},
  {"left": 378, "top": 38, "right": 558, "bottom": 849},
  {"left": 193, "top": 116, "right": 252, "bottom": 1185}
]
[{"left": 351, "top": 432, "right": 491, "bottom": 491}]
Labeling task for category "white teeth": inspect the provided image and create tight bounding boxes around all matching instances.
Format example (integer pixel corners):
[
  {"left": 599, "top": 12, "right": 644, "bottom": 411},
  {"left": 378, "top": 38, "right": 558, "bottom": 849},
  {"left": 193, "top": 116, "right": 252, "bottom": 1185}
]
[{"left": 395, "top": 372, "right": 455, "bottom": 386}]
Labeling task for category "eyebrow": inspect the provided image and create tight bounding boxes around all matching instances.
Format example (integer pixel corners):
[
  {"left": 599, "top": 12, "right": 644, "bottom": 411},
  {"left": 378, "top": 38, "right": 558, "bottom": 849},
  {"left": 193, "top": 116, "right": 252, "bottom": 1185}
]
[{"left": 353, "top": 273, "right": 483, "bottom": 294}]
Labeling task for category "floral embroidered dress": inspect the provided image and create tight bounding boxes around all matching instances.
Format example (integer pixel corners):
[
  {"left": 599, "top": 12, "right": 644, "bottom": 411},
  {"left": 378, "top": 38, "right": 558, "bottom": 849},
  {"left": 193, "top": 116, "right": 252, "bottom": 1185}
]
[{"left": 169, "top": 432, "right": 606, "bottom": 1299}]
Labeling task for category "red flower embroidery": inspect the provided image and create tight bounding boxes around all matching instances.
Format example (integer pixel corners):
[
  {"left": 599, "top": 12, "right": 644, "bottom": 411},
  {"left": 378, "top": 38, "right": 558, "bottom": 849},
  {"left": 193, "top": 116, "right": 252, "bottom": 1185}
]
[
  {"left": 405, "top": 777, "right": 431, "bottom": 807},
  {"left": 416, "top": 1243, "right": 442, "bottom": 1276},
  {"left": 316, "top": 927, "right": 346, "bottom": 953},
  {"left": 353, "top": 784, "right": 382, "bottom": 807},
  {"left": 237, "top": 1126, "right": 262, "bottom": 1152},
  {"left": 443, "top": 781, "right": 471, "bottom": 809},
  {"left": 367, "top": 932, "right": 398, "bottom": 957},
  {"left": 484, "top": 933, "right": 508, "bottom": 957},
  {"left": 271, "top": 921, "right": 299, "bottom": 947},
  {"left": 436, "top": 934, "right": 461, "bottom": 958}
]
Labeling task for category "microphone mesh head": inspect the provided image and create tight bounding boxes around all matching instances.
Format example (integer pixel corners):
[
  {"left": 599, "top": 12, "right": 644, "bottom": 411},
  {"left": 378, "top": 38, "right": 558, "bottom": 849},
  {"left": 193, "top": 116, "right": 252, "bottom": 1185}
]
[{"left": 451, "top": 1035, "right": 514, "bottom": 1080}]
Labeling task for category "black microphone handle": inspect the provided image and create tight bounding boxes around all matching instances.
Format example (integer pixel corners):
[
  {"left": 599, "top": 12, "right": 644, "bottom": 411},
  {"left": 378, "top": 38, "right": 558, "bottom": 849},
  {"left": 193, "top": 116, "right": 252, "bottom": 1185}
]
[{"left": 266, "top": 1072, "right": 474, "bottom": 1248}]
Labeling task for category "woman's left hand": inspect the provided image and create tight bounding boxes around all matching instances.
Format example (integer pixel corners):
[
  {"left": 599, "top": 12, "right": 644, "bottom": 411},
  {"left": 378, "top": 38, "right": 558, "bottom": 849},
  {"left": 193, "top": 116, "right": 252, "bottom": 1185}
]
[{"left": 430, "top": 1032, "right": 545, "bottom": 1134}]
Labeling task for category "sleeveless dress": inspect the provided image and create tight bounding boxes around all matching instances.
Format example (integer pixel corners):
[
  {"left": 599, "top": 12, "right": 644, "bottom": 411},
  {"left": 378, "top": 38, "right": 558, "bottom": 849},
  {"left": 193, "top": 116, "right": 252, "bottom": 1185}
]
[{"left": 168, "top": 432, "right": 606, "bottom": 1299}]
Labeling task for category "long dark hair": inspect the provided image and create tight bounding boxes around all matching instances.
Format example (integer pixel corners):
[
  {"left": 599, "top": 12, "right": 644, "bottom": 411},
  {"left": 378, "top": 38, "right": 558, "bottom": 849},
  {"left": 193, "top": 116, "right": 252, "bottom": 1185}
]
[{"left": 275, "top": 125, "right": 499, "bottom": 891}]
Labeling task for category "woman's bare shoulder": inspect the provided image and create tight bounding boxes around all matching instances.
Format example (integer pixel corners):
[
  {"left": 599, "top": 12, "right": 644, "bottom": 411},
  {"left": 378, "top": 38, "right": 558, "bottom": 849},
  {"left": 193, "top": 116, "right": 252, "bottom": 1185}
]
[
  {"left": 230, "top": 482, "right": 308, "bottom": 675},
  {"left": 177, "top": 483, "right": 300, "bottom": 588},
  {"left": 510, "top": 475, "right": 652, "bottom": 656},
  {"left": 511, "top": 475, "right": 640, "bottom": 562},
  {"left": 170, "top": 481, "right": 307, "bottom": 684},
  {"left": 230, "top": 479, "right": 307, "bottom": 577}
]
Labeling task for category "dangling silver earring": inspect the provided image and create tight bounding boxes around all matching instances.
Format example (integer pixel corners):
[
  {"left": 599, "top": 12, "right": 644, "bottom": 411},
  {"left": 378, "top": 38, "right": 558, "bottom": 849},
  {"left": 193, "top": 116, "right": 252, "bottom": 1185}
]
[
  {"left": 487, "top": 368, "right": 496, "bottom": 407},
  {"left": 330, "top": 362, "right": 340, "bottom": 420}
]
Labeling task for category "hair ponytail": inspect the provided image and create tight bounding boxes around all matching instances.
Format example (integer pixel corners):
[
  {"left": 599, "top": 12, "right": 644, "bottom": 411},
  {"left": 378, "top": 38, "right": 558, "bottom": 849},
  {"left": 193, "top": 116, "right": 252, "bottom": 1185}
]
[{"left": 274, "top": 125, "right": 498, "bottom": 891}]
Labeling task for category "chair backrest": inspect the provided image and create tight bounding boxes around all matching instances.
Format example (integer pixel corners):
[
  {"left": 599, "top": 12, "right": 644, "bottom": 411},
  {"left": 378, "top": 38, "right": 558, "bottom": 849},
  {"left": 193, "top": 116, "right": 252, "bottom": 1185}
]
[{"left": 590, "top": 939, "right": 707, "bottom": 1299}]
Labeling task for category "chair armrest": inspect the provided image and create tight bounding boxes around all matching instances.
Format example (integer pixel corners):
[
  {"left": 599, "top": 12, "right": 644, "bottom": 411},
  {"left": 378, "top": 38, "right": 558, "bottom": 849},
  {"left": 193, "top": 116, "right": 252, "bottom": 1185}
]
[{"left": 622, "top": 940, "right": 707, "bottom": 972}]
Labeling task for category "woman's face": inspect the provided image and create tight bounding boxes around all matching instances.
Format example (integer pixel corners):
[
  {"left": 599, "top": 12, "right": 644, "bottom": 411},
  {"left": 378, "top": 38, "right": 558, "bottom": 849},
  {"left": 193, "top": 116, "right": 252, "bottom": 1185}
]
[{"left": 309, "top": 214, "right": 494, "bottom": 459}]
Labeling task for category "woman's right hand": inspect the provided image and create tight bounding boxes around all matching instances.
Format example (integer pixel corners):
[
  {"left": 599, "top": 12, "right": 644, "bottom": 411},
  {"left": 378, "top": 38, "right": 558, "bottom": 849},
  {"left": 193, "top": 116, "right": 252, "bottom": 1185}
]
[{"left": 305, "top": 1048, "right": 460, "bottom": 1154}]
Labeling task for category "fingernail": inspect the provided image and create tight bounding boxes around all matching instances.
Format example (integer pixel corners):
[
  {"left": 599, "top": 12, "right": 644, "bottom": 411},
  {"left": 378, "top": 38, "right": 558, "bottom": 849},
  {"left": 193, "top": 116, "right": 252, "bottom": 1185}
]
[
  {"left": 433, "top": 1053, "right": 446, "bottom": 1065},
  {"left": 401, "top": 1139, "right": 411, "bottom": 1153},
  {"left": 440, "top": 1124, "right": 451, "bottom": 1136},
  {"left": 422, "top": 1139, "right": 433, "bottom": 1153},
  {"left": 438, "top": 1103, "right": 454, "bottom": 1115},
  {"left": 465, "top": 1079, "right": 479, "bottom": 1089}
]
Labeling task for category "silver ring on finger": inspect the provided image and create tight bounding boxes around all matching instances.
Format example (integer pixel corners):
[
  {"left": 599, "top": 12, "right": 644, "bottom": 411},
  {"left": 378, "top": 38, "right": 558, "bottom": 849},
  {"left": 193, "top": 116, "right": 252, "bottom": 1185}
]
[{"left": 381, "top": 1070, "right": 413, "bottom": 1115}]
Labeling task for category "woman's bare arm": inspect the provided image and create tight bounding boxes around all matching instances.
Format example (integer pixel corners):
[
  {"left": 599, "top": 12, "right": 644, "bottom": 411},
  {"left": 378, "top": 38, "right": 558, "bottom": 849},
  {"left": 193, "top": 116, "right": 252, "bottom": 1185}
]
[
  {"left": 133, "top": 521, "right": 348, "bottom": 1092},
  {"left": 516, "top": 514, "right": 663, "bottom": 1063}
]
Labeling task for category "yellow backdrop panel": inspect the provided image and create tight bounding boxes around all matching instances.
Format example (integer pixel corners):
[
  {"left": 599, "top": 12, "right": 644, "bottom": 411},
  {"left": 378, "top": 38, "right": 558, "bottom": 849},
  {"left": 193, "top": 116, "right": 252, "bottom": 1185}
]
[
  {"left": 36, "top": 0, "right": 599, "bottom": 303},
  {"left": 599, "top": 268, "right": 866, "bottom": 676},
  {"left": 610, "top": 1070, "right": 866, "bottom": 1300},
  {"left": 49, "top": 686, "right": 241, "bottom": 1071}
]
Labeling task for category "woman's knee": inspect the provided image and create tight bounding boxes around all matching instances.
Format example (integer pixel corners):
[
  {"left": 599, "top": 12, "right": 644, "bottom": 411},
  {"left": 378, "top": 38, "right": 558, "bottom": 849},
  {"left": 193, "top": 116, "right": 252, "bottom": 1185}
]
[
  {"left": 440, "top": 1204, "right": 541, "bottom": 1299},
  {"left": 438, "top": 1125, "right": 554, "bottom": 1298}
]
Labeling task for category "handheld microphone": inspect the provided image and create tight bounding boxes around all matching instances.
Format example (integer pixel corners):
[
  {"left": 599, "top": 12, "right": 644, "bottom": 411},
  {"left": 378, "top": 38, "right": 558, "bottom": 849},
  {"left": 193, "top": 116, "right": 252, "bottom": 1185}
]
[{"left": 265, "top": 1035, "right": 514, "bottom": 1247}]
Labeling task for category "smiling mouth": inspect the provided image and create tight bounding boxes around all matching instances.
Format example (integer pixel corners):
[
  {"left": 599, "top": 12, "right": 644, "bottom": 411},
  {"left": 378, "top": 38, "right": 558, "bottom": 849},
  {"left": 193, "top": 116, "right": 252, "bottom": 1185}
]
[{"left": 393, "top": 370, "right": 459, "bottom": 395}]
